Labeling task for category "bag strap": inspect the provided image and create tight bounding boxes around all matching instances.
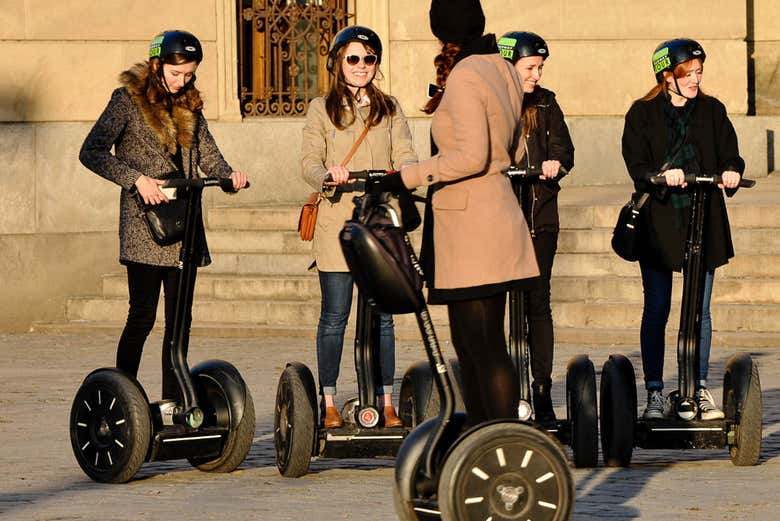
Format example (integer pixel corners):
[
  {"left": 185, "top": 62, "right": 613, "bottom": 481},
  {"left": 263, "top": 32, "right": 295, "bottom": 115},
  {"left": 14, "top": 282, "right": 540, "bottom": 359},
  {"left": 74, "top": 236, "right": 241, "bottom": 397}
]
[{"left": 340, "top": 124, "right": 370, "bottom": 167}]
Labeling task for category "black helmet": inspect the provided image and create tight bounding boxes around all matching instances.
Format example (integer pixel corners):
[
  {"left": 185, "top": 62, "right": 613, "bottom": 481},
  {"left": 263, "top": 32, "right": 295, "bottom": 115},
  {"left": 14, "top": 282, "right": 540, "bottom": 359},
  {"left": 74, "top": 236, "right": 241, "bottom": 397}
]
[
  {"left": 149, "top": 30, "right": 203, "bottom": 64},
  {"left": 497, "top": 32, "right": 549, "bottom": 63},
  {"left": 652, "top": 38, "right": 705, "bottom": 82},
  {"left": 326, "top": 25, "right": 382, "bottom": 73}
]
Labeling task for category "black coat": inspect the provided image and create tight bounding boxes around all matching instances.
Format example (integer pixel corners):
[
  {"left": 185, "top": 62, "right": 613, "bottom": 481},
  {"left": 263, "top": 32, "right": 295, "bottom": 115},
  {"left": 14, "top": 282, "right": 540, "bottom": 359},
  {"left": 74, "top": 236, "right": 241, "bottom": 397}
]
[
  {"left": 621, "top": 93, "right": 745, "bottom": 271},
  {"left": 518, "top": 87, "right": 574, "bottom": 234}
]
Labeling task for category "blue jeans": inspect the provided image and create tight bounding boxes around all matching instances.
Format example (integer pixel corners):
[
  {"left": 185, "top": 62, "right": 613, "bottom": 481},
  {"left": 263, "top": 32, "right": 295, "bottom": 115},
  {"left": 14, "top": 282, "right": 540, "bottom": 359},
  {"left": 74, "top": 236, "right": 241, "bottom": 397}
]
[
  {"left": 316, "top": 271, "right": 395, "bottom": 396},
  {"left": 639, "top": 261, "right": 714, "bottom": 390}
]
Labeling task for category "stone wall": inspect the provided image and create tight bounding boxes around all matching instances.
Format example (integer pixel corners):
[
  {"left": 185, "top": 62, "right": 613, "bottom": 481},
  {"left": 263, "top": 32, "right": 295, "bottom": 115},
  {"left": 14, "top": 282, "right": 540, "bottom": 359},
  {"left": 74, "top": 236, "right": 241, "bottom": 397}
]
[{"left": 0, "top": 0, "right": 777, "bottom": 331}]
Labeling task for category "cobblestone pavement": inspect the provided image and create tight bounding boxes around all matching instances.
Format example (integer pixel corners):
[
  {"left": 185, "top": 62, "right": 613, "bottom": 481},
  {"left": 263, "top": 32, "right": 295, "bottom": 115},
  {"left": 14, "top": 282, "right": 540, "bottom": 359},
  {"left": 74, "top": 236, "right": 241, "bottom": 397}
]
[{"left": 1, "top": 332, "right": 779, "bottom": 520}]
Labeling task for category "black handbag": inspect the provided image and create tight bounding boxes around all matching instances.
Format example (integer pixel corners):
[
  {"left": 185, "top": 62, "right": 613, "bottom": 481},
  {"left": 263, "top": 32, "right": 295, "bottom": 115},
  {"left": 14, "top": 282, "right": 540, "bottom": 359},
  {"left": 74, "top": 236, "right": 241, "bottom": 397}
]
[
  {"left": 611, "top": 192, "right": 650, "bottom": 262},
  {"left": 134, "top": 185, "right": 188, "bottom": 246}
]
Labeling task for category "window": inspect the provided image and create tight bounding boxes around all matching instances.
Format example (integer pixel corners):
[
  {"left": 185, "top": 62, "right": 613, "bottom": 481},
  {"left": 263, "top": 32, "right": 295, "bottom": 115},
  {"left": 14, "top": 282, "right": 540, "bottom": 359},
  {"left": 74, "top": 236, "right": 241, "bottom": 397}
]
[{"left": 238, "top": 0, "right": 354, "bottom": 117}]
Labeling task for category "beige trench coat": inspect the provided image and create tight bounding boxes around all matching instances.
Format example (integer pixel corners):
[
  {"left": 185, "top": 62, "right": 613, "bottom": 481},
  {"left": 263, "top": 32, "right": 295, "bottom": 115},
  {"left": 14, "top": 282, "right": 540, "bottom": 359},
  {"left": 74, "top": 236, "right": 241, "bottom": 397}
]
[
  {"left": 400, "top": 53, "right": 539, "bottom": 290},
  {"left": 301, "top": 96, "right": 418, "bottom": 272}
]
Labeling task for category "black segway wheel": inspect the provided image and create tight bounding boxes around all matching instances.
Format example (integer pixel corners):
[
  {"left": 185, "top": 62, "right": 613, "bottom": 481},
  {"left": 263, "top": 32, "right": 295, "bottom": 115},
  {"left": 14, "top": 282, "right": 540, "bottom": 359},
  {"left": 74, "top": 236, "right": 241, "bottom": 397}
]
[
  {"left": 724, "top": 355, "right": 762, "bottom": 466},
  {"left": 274, "top": 362, "right": 318, "bottom": 478},
  {"left": 187, "top": 361, "right": 256, "bottom": 472},
  {"left": 69, "top": 369, "right": 151, "bottom": 483},
  {"left": 438, "top": 422, "right": 574, "bottom": 521},
  {"left": 398, "top": 359, "right": 465, "bottom": 428},
  {"left": 599, "top": 354, "right": 636, "bottom": 467},
  {"left": 566, "top": 355, "right": 599, "bottom": 467}
]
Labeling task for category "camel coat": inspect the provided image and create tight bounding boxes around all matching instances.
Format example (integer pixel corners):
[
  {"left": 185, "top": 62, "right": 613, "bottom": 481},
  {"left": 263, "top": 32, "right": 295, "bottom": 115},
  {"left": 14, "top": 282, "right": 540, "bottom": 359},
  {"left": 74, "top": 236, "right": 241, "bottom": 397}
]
[
  {"left": 301, "top": 96, "right": 418, "bottom": 271},
  {"left": 401, "top": 53, "right": 539, "bottom": 291}
]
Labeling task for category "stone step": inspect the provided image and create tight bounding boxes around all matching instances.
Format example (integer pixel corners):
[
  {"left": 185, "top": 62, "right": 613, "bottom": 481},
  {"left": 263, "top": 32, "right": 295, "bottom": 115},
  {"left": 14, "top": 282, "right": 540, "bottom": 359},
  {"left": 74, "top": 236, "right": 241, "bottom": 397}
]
[
  {"left": 553, "top": 301, "right": 780, "bottom": 332},
  {"left": 552, "top": 253, "right": 780, "bottom": 278},
  {"left": 30, "top": 321, "right": 780, "bottom": 349},
  {"left": 556, "top": 227, "right": 780, "bottom": 254},
  {"left": 559, "top": 203, "right": 780, "bottom": 230},
  {"left": 101, "top": 273, "right": 320, "bottom": 300},
  {"left": 207, "top": 200, "right": 780, "bottom": 234},
  {"left": 66, "top": 293, "right": 780, "bottom": 334},
  {"left": 208, "top": 252, "right": 314, "bottom": 275},
  {"left": 206, "top": 205, "right": 300, "bottom": 231},
  {"left": 100, "top": 270, "right": 780, "bottom": 306},
  {"left": 65, "top": 297, "right": 452, "bottom": 329},
  {"left": 551, "top": 276, "right": 780, "bottom": 304}
]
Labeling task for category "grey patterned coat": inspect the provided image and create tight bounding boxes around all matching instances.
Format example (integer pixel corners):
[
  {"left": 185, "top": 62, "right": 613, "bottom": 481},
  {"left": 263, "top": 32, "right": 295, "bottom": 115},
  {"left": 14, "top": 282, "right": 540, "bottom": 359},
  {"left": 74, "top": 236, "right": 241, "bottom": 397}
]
[{"left": 80, "top": 63, "right": 233, "bottom": 267}]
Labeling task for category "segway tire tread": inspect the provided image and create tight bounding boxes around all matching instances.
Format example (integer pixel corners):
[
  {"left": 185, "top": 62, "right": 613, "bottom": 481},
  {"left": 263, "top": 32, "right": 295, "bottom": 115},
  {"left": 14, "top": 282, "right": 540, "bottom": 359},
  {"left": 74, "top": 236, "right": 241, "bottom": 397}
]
[
  {"left": 567, "top": 356, "right": 599, "bottom": 468},
  {"left": 274, "top": 363, "right": 317, "bottom": 478},
  {"left": 729, "top": 363, "right": 762, "bottom": 466},
  {"left": 600, "top": 355, "right": 636, "bottom": 467},
  {"left": 189, "top": 390, "right": 256, "bottom": 472}
]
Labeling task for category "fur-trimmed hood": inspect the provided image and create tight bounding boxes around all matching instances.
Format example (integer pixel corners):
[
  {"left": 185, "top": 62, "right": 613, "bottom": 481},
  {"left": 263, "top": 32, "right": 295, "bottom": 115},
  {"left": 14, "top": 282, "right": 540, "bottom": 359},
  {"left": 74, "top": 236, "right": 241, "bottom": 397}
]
[{"left": 119, "top": 62, "right": 203, "bottom": 155}]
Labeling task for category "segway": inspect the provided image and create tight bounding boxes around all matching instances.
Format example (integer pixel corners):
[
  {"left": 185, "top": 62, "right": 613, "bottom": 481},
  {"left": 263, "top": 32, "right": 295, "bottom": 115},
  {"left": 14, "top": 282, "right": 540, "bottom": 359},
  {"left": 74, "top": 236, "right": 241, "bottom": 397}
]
[
  {"left": 338, "top": 175, "right": 574, "bottom": 520},
  {"left": 399, "top": 166, "right": 599, "bottom": 469},
  {"left": 274, "top": 170, "right": 410, "bottom": 478},
  {"left": 70, "top": 177, "right": 255, "bottom": 483},
  {"left": 600, "top": 173, "right": 762, "bottom": 467}
]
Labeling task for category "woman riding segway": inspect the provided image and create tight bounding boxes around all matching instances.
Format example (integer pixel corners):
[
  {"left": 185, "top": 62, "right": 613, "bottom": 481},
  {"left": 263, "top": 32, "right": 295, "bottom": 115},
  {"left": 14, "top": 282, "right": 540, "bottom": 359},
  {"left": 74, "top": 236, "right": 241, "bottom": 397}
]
[
  {"left": 72, "top": 30, "right": 253, "bottom": 483},
  {"left": 370, "top": 1, "right": 573, "bottom": 519}
]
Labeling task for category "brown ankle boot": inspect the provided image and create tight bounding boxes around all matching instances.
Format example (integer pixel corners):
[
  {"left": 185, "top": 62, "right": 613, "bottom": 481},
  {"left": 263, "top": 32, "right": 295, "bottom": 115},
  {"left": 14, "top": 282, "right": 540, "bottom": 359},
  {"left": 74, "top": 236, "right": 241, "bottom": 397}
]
[
  {"left": 383, "top": 406, "right": 404, "bottom": 428},
  {"left": 323, "top": 406, "right": 343, "bottom": 429}
]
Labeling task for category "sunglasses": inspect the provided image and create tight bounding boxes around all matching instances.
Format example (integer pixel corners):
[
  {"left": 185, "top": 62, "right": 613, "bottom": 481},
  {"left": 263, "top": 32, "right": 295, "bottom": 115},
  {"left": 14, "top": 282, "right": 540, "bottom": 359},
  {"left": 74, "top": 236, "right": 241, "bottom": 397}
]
[{"left": 345, "top": 54, "right": 378, "bottom": 66}]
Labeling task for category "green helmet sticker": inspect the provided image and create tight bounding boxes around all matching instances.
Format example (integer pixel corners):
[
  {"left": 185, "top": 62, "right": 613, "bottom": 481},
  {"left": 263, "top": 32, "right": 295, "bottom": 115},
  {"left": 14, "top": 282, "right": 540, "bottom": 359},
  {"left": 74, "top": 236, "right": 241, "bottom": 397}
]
[
  {"left": 149, "top": 34, "right": 164, "bottom": 59},
  {"left": 652, "top": 46, "right": 671, "bottom": 74},
  {"left": 498, "top": 37, "right": 517, "bottom": 60}
]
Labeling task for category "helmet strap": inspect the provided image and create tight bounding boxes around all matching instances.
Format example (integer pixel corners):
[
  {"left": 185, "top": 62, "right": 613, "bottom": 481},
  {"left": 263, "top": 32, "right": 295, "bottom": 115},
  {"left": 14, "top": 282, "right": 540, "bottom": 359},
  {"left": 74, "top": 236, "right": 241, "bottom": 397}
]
[{"left": 670, "top": 76, "right": 696, "bottom": 100}]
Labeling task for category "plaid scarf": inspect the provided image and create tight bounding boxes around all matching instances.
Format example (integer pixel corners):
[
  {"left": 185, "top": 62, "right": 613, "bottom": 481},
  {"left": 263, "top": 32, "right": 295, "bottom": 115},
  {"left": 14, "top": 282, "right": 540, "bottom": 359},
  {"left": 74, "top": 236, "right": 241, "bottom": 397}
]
[{"left": 662, "top": 97, "right": 697, "bottom": 211}]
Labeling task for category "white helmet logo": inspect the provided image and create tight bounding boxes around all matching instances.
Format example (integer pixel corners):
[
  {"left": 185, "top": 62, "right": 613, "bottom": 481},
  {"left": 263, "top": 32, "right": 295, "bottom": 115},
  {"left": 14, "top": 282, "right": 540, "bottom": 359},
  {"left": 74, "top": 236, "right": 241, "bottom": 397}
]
[
  {"left": 539, "top": 49, "right": 547, "bottom": 54},
  {"left": 358, "top": 34, "right": 369, "bottom": 40},
  {"left": 185, "top": 45, "right": 197, "bottom": 52},
  {"left": 692, "top": 49, "right": 702, "bottom": 55}
]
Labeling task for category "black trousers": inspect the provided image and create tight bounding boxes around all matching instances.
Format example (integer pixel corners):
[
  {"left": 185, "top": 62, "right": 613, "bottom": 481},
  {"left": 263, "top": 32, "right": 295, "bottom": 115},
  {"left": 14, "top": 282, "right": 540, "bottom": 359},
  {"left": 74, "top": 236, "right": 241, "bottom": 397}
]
[
  {"left": 116, "top": 261, "right": 194, "bottom": 400},
  {"left": 525, "top": 231, "right": 558, "bottom": 387},
  {"left": 447, "top": 292, "right": 519, "bottom": 425}
]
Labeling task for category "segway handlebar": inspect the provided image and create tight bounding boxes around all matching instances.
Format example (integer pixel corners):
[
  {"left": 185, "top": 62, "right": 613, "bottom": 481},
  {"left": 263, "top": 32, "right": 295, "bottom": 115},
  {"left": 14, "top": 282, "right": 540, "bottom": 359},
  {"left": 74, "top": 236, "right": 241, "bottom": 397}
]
[
  {"left": 503, "top": 165, "right": 569, "bottom": 180},
  {"left": 161, "top": 177, "right": 250, "bottom": 193},
  {"left": 649, "top": 174, "right": 754, "bottom": 188},
  {"left": 321, "top": 170, "right": 402, "bottom": 198}
]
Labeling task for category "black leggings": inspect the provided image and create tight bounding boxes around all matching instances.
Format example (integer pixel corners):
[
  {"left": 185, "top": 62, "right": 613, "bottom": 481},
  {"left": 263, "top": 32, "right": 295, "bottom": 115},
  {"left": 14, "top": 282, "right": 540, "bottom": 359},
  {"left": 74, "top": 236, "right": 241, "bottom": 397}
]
[
  {"left": 526, "top": 231, "right": 558, "bottom": 387},
  {"left": 447, "top": 292, "right": 519, "bottom": 424},
  {"left": 116, "top": 261, "right": 193, "bottom": 400}
]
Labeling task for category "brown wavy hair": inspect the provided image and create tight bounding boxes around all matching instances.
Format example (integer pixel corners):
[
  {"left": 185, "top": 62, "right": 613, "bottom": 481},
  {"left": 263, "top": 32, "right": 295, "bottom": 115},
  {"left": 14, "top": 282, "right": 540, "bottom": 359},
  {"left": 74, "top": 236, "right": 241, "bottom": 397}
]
[
  {"left": 641, "top": 59, "right": 707, "bottom": 101},
  {"left": 324, "top": 43, "right": 396, "bottom": 130},
  {"left": 422, "top": 42, "right": 463, "bottom": 114},
  {"left": 521, "top": 89, "right": 541, "bottom": 136}
]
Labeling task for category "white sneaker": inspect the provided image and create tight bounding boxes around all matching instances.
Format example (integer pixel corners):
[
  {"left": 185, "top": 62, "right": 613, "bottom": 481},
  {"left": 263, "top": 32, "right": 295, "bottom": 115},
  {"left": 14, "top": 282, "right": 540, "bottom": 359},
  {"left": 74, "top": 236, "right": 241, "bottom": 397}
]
[
  {"left": 643, "top": 389, "right": 668, "bottom": 420},
  {"left": 697, "top": 387, "right": 725, "bottom": 420}
]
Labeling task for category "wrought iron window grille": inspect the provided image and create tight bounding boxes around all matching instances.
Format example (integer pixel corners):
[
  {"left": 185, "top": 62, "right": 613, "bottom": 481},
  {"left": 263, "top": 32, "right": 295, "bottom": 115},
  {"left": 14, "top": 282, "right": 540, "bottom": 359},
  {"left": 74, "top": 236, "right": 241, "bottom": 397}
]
[{"left": 238, "top": 0, "right": 354, "bottom": 117}]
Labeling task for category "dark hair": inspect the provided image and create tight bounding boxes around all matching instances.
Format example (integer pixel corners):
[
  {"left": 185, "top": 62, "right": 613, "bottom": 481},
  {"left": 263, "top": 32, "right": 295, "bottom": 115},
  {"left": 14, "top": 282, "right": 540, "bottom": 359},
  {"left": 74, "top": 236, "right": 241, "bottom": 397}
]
[
  {"left": 422, "top": 42, "right": 462, "bottom": 114},
  {"left": 641, "top": 58, "right": 707, "bottom": 102},
  {"left": 324, "top": 43, "right": 395, "bottom": 130},
  {"left": 143, "top": 59, "right": 202, "bottom": 110}
]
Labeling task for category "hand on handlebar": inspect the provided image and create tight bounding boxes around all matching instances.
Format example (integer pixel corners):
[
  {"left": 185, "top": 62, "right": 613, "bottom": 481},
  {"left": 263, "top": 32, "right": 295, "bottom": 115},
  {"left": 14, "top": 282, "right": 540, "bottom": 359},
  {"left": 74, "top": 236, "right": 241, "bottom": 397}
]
[
  {"left": 541, "top": 160, "right": 561, "bottom": 180},
  {"left": 135, "top": 175, "right": 169, "bottom": 205},
  {"left": 324, "top": 165, "right": 351, "bottom": 186},
  {"left": 230, "top": 171, "right": 249, "bottom": 191},
  {"left": 661, "top": 168, "right": 687, "bottom": 188},
  {"left": 720, "top": 170, "right": 740, "bottom": 189}
]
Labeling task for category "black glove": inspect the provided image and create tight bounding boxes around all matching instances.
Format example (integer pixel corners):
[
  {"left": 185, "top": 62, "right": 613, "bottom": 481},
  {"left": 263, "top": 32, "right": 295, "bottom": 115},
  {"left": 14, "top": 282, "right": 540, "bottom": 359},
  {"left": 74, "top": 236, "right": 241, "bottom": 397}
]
[{"left": 369, "top": 172, "right": 406, "bottom": 195}]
